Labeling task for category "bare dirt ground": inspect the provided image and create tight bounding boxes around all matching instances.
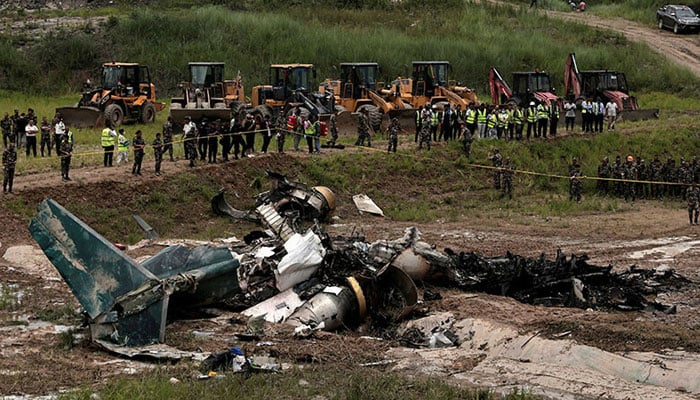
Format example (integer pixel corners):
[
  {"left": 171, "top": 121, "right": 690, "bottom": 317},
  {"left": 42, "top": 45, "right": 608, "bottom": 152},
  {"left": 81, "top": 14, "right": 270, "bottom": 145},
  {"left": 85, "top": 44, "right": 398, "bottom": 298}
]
[{"left": 1, "top": 137, "right": 699, "bottom": 399}]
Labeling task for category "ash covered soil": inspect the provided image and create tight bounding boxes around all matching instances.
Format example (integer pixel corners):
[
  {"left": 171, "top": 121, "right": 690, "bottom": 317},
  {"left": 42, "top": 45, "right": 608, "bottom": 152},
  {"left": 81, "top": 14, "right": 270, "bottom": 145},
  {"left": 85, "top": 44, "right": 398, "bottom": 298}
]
[{"left": 1, "top": 144, "right": 699, "bottom": 398}]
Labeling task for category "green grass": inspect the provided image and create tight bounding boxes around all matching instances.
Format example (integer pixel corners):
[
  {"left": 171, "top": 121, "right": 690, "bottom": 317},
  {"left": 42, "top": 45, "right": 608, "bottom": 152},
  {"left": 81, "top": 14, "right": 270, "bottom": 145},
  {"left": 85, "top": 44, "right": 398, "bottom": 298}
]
[
  {"left": 0, "top": 1, "right": 698, "bottom": 98},
  {"left": 58, "top": 366, "right": 541, "bottom": 400}
]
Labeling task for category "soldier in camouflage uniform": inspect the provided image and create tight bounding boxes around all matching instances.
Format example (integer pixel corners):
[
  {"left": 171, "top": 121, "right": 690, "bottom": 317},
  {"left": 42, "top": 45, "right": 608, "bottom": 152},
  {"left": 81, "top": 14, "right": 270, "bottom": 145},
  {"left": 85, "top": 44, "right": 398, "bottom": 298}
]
[
  {"left": 488, "top": 148, "right": 503, "bottom": 190},
  {"left": 650, "top": 155, "right": 664, "bottom": 199},
  {"left": 1, "top": 112, "right": 12, "bottom": 149},
  {"left": 679, "top": 160, "right": 694, "bottom": 193},
  {"left": 612, "top": 156, "right": 623, "bottom": 196},
  {"left": 569, "top": 164, "right": 583, "bottom": 202},
  {"left": 662, "top": 158, "right": 677, "bottom": 198},
  {"left": 501, "top": 157, "right": 515, "bottom": 199},
  {"left": 459, "top": 121, "right": 472, "bottom": 159},
  {"left": 691, "top": 156, "right": 699, "bottom": 184},
  {"left": 418, "top": 114, "right": 431, "bottom": 151},
  {"left": 162, "top": 116, "right": 174, "bottom": 161},
  {"left": 597, "top": 156, "right": 611, "bottom": 195},
  {"left": 569, "top": 157, "right": 581, "bottom": 197},
  {"left": 327, "top": 113, "right": 339, "bottom": 147},
  {"left": 59, "top": 134, "right": 72, "bottom": 182},
  {"left": 2, "top": 143, "right": 16, "bottom": 193},
  {"left": 636, "top": 158, "right": 648, "bottom": 199},
  {"left": 355, "top": 108, "right": 372, "bottom": 147},
  {"left": 622, "top": 155, "right": 638, "bottom": 202},
  {"left": 387, "top": 118, "right": 400, "bottom": 153},
  {"left": 686, "top": 181, "right": 699, "bottom": 225}
]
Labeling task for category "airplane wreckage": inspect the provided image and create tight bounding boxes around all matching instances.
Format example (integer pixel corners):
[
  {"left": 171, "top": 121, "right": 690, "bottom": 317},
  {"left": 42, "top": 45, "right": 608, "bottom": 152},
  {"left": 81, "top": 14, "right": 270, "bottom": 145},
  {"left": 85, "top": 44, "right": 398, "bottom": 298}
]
[{"left": 29, "top": 172, "right": 690, "bottom": 350}]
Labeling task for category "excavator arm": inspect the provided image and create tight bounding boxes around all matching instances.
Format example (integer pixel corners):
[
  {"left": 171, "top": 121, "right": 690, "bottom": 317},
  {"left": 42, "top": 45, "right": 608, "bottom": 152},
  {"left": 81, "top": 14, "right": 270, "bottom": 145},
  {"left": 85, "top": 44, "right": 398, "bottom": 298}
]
[
  {"left": 489, "top": 67, "right": 512, "bottom": 105},
  {"left": 564, "top": 53, "right": 582, "bottom": 100}
]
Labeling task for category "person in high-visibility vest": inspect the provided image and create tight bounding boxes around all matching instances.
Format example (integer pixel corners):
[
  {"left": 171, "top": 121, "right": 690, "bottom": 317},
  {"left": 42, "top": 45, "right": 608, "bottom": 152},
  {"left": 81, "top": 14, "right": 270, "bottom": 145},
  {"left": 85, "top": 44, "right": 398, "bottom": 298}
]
[
  {"left": 486, "top": 108, "right": 497, "bottom": 139},
  {"left": 513, "top": 105, "right": 525, "bottom": 140},
  {"left": 101, "top": 121, "right": 117, "bottom": 167},
  {"left": 536, "top": 102, "right": 549, "bottom": 138},
  {"left": 497, "top": 106, "right": 509, "bottom": 141},
  {"left": 549, "top": 99, "right": 561, "bottom": 137},
  {"left": 116, "top": 128, "right": 129, "bottom": 165},
  {"left": 432, "top": 106, "right": 443, "bottom": 142},
  {"left": 526, "top": 101, "right": 537, "bottom": 140},
  {"left": 465, "top": 103, "right": 477, "bottom": 139},
  {"left": 476, "top": 103, "right": 488, "bottom": 139}
]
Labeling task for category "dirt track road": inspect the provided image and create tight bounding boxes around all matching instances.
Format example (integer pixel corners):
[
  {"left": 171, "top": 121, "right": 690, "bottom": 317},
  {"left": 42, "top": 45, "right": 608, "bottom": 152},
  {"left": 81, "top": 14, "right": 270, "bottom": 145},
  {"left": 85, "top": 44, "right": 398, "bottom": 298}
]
[
  {"left": 550, "top": 9, "right": 700, "bottom": 78},
  {"left": 484, "top": 0, "right": 700, "bottom": 79}
]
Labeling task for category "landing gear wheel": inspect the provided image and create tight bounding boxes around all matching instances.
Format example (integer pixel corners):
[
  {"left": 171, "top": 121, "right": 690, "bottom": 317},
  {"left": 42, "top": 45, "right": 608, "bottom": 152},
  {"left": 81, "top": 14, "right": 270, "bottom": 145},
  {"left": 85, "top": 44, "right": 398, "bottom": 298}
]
[
  {"left": 104, "top": 104, "right": 124, "bottom": 126},
  {"left": 139, "top": 102, "right": 156, "bottom": 124}
]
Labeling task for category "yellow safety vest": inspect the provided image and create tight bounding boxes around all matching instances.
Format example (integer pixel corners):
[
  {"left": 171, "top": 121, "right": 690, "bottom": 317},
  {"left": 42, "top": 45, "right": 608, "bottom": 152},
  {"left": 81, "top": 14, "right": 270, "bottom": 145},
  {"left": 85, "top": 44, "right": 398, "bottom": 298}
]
[
  {"left": 527, "top": 107, "right": 537, "bottom": 122},
  {"left": 477, "top": 109, "right": 487, "bottom": 123},
  {"left": 101, "top": 128, "right": 115, "bottom": 147},
  {"left": 466, "top": 109, "right": 476, "bottom": 124},
  {"left": 487, "top": 113, "right": 497, "bottom": 128},
  {"left": 117, "top": 135, "right": 128, "bottom": 151},
  {"left": 514, "top": 109, "right": 524, "bottom": 125}
]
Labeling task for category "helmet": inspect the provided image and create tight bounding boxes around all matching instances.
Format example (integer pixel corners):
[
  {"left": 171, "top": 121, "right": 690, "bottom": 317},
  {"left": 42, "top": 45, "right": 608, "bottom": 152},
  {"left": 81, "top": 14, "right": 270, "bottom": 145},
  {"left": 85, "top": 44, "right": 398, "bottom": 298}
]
[
  {"left": 529, "top": 101, "right": 535, "bottom": 106},
  {"left": 626, "top": 155, "right": 634, "bottom": 162}
]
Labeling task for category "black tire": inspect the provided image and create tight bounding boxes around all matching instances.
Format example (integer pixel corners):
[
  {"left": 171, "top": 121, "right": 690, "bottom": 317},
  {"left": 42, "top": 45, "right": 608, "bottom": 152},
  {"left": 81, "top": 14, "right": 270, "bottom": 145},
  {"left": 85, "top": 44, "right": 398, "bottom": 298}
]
[
  {"left": 658, "top": 19, "right": 664, "bottom": 30},
  {"left": 357, "top": 104, "right": 381, "bottom": 132},
  {"left": 139, "top": 102, "right": 156, "bottom": 124},
  {"left": 673, "top": 23, "right": 679, "bottom": 34},
  {"left": 104, "top": 103, "right": 124, "bottom": 126},
  {"left": 254, "top": 105, "right": 272, "bottom": 120}
]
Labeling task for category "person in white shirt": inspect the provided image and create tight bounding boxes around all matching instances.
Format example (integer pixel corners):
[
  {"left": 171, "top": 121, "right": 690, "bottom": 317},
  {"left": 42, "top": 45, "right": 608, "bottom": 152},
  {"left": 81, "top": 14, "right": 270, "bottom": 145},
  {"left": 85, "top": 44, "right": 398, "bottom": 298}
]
[
  {"left": 24, "top": 118, "right": 39, "bottom": 157},
  {"left": 605, "top": 101, "right": 618, "bottom": 131},
  {"left": 564, "top": 98, "right": 576, "bottom": 132},
  {"left": 53, "top": 115, "right": 66, "bottom": 155}
]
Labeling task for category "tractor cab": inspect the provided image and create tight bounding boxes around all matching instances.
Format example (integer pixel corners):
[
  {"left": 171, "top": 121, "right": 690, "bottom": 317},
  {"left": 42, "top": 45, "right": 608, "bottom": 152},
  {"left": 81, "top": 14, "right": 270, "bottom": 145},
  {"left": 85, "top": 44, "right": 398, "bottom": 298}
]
[
  {"left": 579, "top": 70, "right": 630, "bottom": 96},
  {"left": 187, "top": 62, "right": 226, "bottom": 98},
  {"left": 511, "top": 71, "right": 556, "bottom": 105},
  {"left": 411, "top": 61, "right": 449, "bottom": 98},
  {"left": 339, "top": 62, "right": 379, "bottom": 99},
  {"left": 269, "top": 64, "right": 315, "bottom": 102},
  {"left": 100, "top": 62, "right": 153, "bottom": 99}
]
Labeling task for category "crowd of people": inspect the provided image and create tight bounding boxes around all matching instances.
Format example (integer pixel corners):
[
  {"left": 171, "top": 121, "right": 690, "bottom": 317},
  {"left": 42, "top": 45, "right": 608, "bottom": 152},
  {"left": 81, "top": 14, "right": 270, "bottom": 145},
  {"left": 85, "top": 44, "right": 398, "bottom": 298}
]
[
  {"left": 2, "top": 103, "right": 698, "bottom": 223},
  {"left": 411, "top": 97, "right": 618, "bottom": 149}
]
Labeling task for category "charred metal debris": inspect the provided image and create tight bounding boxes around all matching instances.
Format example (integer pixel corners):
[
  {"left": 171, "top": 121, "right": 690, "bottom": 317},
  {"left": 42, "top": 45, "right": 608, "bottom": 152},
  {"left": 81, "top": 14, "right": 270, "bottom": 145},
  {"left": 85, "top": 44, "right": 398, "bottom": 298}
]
[{"left": 29, "top": 172, "right": 689, "bottom": 348}]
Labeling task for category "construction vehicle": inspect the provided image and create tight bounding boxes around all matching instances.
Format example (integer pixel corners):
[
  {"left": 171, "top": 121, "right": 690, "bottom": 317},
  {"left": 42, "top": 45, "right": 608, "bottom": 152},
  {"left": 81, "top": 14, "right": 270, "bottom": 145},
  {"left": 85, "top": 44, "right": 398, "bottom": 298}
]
[
  {"left": 489, "top": 66, "right": 558, "bottom": 106},
  {"left": 250, "top": 64, "right": 334, "bottom": 123},
  {"left": 169, "top": 62, "right": 246, "bottom": 130},
  {"left": 402, "top": 61, "right": 478, "bottom": 110},
  {"left": 56, "top": 62, "right": 165, "bottom": 128},
  {"left": 319, "top": 62, "right": 412, "bottom": 131},
  {"left": 564, "top": 53, "right": 658, "bottom": 121}
]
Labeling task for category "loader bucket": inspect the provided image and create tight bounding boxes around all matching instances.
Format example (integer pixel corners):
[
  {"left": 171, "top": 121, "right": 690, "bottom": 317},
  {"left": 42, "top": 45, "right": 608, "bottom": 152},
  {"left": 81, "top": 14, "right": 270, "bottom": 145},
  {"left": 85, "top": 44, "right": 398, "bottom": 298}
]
[
  {"left": 388, "top": 109, "right": 418, "bottom": 132},
  {"left": 169, "top": 107, "right": 232, "bottom": 133},
  {"left": 56, "top": 106, "right": 104, "bottom": 129},
  {"left": 619, "top": 109, "right": 660, "bottom": 122}
]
